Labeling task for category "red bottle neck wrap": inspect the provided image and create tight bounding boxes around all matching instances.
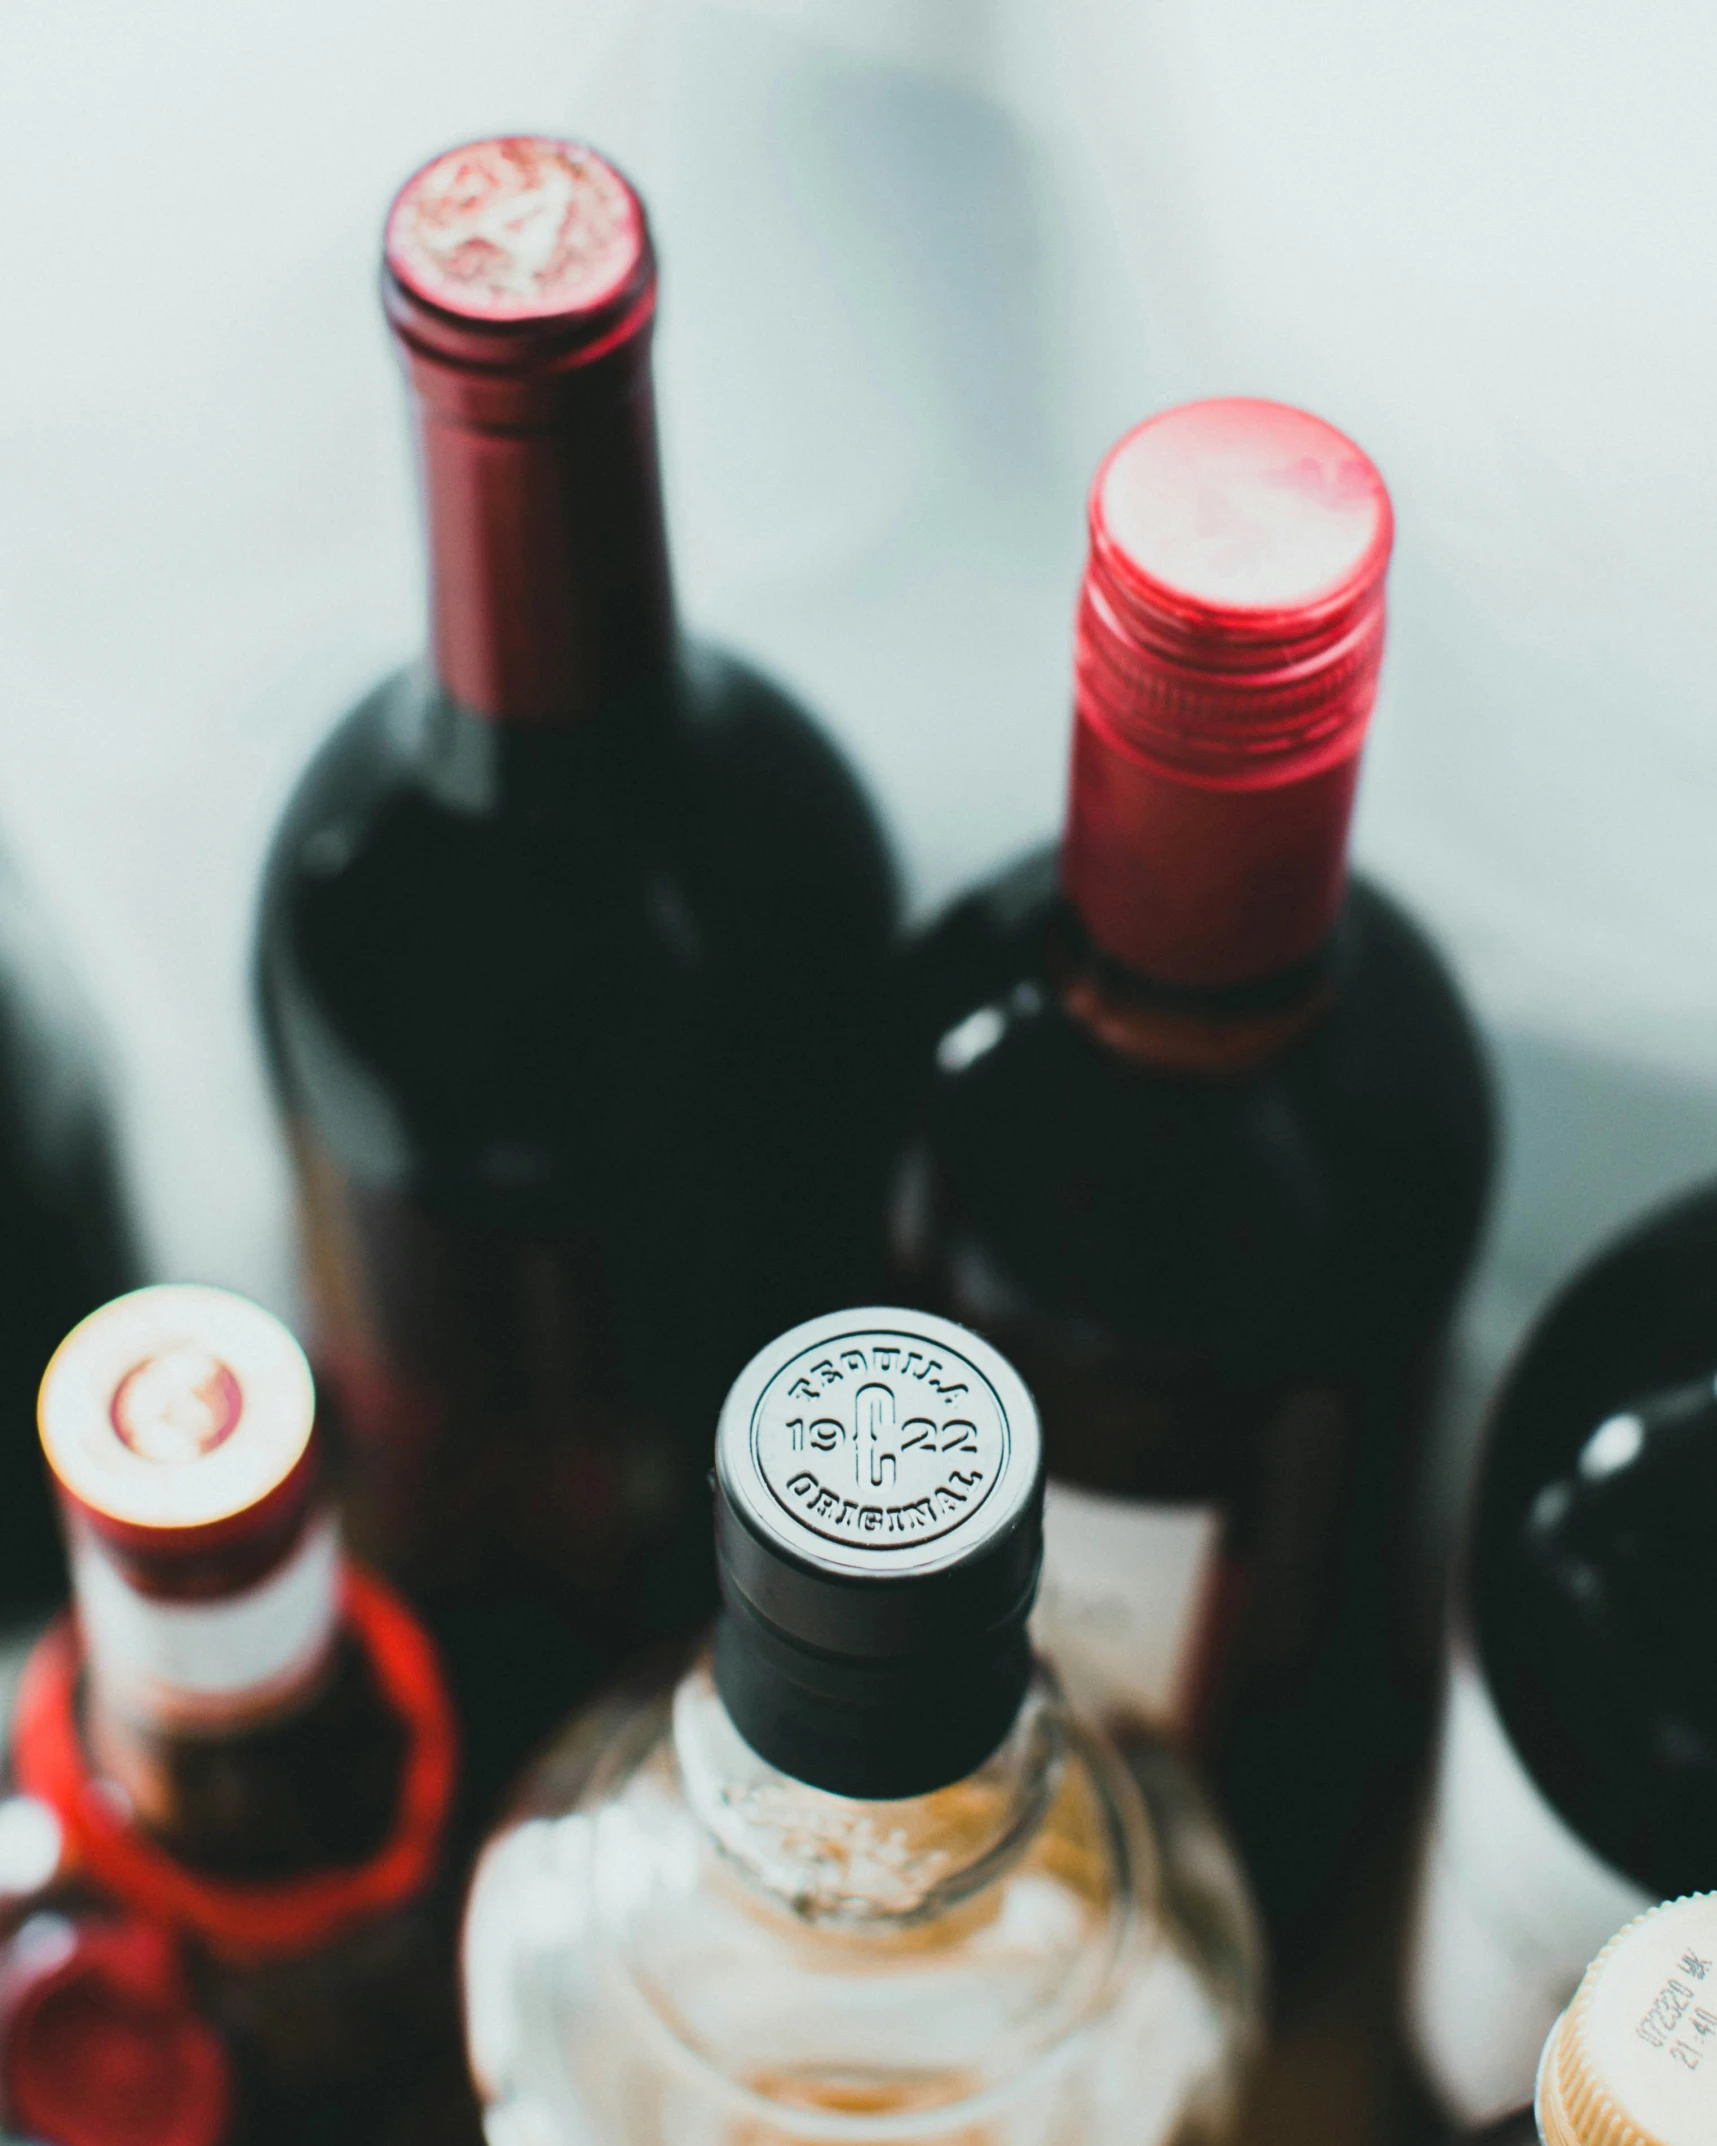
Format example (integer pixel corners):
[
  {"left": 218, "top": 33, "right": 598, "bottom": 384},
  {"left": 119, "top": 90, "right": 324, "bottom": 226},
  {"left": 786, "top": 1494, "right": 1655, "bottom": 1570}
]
[
  {"left": 383, "top": 138, "right": 674, "bottom": 725},
  {"left": 12, "top": 1568, "right": 456, "bottom": 1963},
  {"left": 1061, "top": 399, "right": 1392, "bottom": 991}
]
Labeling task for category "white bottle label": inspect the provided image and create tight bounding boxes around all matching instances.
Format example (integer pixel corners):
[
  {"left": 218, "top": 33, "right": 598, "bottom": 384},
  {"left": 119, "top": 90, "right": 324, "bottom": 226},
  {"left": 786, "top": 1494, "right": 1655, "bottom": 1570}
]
[
  {"left": 72, "top": 1514, "right": 343, "bottom": 1731},
  {"left": 1405, "top": 1650, "right": 1653, "bottom": 2126},
  {"left": 1032, "top": 1481, "right": 1222, "bottom": 1732}
]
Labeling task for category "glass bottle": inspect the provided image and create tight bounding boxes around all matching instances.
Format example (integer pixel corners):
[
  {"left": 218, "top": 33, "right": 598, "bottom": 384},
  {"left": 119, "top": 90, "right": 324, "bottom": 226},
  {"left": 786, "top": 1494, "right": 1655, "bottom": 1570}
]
[
  {"left": 1533, "top": 1893, "right": 1717, "bottom": 2146},
  {"left": 0, "top": 1900, "right": 232, "bottom": 2146},
  {"left": 1406, "top": 1192, "right": 1717, "bottom": 2127},
  {"left": 0, "top": 853, "right": 138, "bottom": 1622},
  {"left": 253, "top": 138, "right": 900, "bottom": 1810},
  {"left": 885, "top": 399, "right": 1495, "bottom": 1966},
  {"left": 463, "top": 1307, "right": 1262, "bottom": 2146},
  {"left": 8, "top": 1284, "right": 476, "bottom": 2146}
]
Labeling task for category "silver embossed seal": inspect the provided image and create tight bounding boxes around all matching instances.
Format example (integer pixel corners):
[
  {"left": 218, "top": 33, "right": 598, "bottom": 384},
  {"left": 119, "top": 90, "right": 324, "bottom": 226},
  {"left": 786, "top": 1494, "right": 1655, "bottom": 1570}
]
[{"left": 717, "top": 1307, "right": 1041, "bottom": 1582}]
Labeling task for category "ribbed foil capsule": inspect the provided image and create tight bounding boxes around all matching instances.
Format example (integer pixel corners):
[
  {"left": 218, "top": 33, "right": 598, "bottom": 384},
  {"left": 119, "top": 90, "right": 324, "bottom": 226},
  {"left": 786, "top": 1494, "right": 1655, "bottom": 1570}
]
[{"left": 1063, "top": 397, "right": 1392, "bottom": 990}]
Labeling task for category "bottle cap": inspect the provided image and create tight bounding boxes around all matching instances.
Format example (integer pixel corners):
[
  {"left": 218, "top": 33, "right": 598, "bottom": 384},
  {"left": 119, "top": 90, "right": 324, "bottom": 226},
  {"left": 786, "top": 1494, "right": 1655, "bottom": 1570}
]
[
  {"left": 1538, "top": 1894, "right": 1717, "bottom": 2146},
  {"left": 0, "top": 1914, "right": 231, "bottom": 2146},
  {"left": 383, "top": 136, "right": 656, "bottom": 377},
  {"left": 1062, "top": 397, "right": 1392, "bottom": 989},
  {"left": 38, "top": 1284, "right": 317, "bottom": 1564},
  {"left": 713, "top": 1307, "right": 1043, "bottom": 1798}
]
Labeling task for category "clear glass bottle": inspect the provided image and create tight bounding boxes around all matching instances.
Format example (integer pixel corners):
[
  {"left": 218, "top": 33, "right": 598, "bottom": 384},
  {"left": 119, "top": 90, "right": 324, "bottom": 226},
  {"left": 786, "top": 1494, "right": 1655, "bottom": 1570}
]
[{"left": 464, "top": 1308, "right": 1261, "bottom": 2146}]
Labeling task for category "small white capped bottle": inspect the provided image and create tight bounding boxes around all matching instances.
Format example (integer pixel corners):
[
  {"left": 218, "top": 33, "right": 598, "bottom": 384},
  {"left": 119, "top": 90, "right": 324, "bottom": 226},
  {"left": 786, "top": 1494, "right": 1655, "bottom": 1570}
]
[{"left": 1535, "top": 1894, "right": 1717, "bottom": 2146}]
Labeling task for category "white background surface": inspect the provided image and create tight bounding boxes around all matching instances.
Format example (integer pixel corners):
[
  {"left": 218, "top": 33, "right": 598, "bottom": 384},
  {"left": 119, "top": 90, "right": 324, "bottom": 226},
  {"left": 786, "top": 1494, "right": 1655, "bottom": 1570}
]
[{"left": 4, "top": 0, "right": 1717, "bottom": 1450}]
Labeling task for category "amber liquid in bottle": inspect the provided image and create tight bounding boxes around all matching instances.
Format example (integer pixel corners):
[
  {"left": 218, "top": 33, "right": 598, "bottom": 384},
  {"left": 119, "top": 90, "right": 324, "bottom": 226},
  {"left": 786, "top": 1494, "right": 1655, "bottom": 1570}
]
[{"left": 254, "top": 141, "right": 897, "bottom": 1809}]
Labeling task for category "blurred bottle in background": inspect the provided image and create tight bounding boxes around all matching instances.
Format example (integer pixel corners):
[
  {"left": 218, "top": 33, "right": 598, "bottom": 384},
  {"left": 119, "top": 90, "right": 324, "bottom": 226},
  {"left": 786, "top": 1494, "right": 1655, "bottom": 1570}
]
[
  {"left": 8, "top": 1286, "right": 474, "bottom": 2146},
  {"left": 0, "top": 856, "right": 138, "bottom": 1623},
  {"left": 254, "top": 138, "right": 899, "bottom": 1808},
  {"left": 463, "top": 1307, "right": 1262, "bottom": 2145},
  {"left": 887, "top": 398, "right": 1495, "bottom": 1972},
  {"left": 1406, "top": 1192, "right": 1717, "bottom": 2129},
  {"left": 0, "top": 1891, "right": 233, "bottom": 2146}
]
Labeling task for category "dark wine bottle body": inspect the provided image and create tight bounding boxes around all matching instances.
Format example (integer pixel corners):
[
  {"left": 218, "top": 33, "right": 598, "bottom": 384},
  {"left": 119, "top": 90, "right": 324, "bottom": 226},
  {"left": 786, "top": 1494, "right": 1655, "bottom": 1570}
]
[
  {"left": 890, "top": 850, "right": 1494, "bottom": 1963},
  {"left": 1408, "top": 1184, "right": 1717, "bottom": 2125},
  {"left": 257, "top": 659, "right": 896, "bottom": 1803}
]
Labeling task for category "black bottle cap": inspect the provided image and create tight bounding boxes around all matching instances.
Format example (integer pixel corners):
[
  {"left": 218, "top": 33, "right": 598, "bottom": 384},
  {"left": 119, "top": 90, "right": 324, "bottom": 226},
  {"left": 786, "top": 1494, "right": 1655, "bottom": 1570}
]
[{"left": 713, "top": 1307, "right": 1044, "bottom": 1799}]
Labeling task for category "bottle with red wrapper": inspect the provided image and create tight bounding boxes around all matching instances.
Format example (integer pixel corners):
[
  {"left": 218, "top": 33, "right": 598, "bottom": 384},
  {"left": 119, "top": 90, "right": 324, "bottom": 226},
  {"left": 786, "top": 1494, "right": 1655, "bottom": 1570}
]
[
  {"left": 253, "top": 137, "right": 898, "bottom": 1808},
  {"left": 7, "top": 1285, "right": 475, "bottom": 2146},
  {"left": 887, "top": 399, "right": 1494, "bottom": 1969}
]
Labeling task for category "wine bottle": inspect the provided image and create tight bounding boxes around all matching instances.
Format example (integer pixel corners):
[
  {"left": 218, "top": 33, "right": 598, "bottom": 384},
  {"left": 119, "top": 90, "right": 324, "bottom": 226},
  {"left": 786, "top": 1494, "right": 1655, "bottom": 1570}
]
[
  {"left": 463, "top": 1306, "right": 1263, "bottom": 2144},
  {"left": 254, "top": 138, "right": 898, "bottom": 1809},
  {"left": 10, "top": 1285, "right": 473, "bottom": 2146},
  {"left": 0, "top": 1906, "right": 232, "bottom": 2146},
  {"left": 0, "top": 854, "right": 137, "bottom": 1620},
  {"left": 1406, "top": 1190, "right": 1717, "bottom": 2126},
  {"left": 887, "top": 398, "right": 1495, "bottom": 1967}
]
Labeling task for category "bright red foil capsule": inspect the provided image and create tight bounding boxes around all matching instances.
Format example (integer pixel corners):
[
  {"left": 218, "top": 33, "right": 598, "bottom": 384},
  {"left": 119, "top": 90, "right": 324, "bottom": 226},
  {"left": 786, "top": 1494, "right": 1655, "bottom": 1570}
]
[{"left": 1063, "top": 397, "right": 1393, "bottom": 990}]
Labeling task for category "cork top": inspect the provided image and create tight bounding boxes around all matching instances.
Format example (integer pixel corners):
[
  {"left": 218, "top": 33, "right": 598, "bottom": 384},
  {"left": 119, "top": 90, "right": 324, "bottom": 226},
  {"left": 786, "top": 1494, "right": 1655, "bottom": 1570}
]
[{"left": 1539, "top": 1895, "right": 1717, "bottom": 2146}]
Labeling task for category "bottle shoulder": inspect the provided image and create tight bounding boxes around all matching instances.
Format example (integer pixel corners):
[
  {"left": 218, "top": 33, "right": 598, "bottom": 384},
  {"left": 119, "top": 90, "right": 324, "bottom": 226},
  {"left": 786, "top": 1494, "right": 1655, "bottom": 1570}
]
[
  {"left": 671, "top": 642, "right": 900, "bottom": 963},
  {"left": 254, "top": 654, "right": 899, "bottom": 1172},
  {"left": 893, "top": 853, "right": 1493, "bottom": 1354},
  {"left": 463, "top": 1667, "right": 1255, "bottom": 2144},
  {"left": 258, "top": 648, "right": 897, "bottom": 963}
]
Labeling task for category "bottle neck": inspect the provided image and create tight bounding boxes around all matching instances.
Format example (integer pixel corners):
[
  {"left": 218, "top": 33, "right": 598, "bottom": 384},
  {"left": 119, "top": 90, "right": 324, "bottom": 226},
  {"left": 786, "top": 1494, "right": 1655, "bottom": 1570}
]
[
  {"left": 672, "top": 1656, "right": 1064, "bottom": 1925},
  {"left": 72, "top": 1511, "right": 344, "bottom": 1744},
  {"left": 1060, "top": 717, "right": 1361, "bottom": 1000},
  {"left": 1045, "top": 891, "right": 1339, "bottom": 1076},
  {"left": 404, "top": 330, "right": 676, "bottom": 726}
]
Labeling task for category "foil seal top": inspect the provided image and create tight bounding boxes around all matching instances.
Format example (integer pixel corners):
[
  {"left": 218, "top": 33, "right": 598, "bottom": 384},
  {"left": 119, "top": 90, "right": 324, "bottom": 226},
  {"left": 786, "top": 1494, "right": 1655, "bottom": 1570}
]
[
  {"left": 385, "top": 137, "right": 645, "bottom": 326},
  {"left": 38, "top": 1286, "right": 316, "bottom": 1549}
]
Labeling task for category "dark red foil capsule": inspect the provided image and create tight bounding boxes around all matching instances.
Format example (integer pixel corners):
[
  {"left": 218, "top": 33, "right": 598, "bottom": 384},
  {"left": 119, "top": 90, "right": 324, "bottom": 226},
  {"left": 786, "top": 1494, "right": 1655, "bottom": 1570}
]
[{"left": 382, "top": 138, "right": 671, "bottom": 726}]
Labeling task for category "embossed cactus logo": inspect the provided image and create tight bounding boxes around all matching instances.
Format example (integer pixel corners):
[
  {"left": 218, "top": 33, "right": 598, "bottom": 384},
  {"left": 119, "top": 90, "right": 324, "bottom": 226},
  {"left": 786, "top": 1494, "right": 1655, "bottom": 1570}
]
[{"left": 751, "top": 1331, "right": 1009, "bottom": 1552}]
